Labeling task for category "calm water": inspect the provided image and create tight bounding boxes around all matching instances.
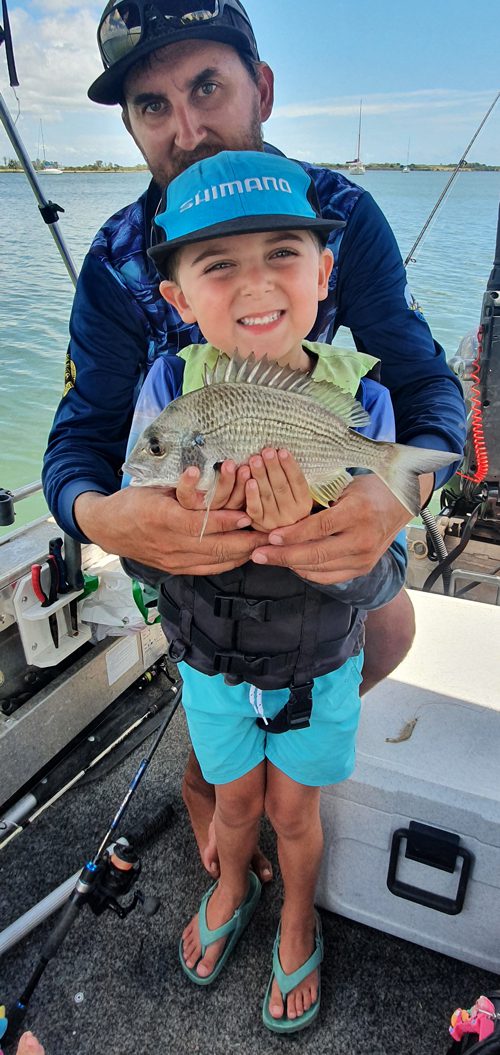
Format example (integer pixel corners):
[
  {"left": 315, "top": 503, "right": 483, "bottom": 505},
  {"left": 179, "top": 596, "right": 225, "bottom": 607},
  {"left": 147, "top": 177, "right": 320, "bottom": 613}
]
[{"left": 1, "top": 169, "right": 500, "bottom": 532}]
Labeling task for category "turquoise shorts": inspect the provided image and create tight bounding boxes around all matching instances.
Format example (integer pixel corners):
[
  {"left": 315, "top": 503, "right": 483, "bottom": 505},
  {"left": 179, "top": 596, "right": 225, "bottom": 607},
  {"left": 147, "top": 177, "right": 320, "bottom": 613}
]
[{"left": 177, "top": 652, "right": 363, "bottom": 788}]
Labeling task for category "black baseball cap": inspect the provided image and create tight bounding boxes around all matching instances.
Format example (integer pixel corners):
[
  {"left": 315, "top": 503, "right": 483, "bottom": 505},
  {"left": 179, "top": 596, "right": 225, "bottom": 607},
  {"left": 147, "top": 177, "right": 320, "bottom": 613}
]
[{"left": 88, "top": 0, "right": 260, "bottom": 105}]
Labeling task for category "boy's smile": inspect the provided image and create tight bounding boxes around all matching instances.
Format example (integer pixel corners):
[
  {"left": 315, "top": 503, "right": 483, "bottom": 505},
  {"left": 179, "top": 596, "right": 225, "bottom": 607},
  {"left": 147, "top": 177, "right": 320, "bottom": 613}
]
[
  {"left": 238, "top": 309, "right": 284, "bottom": 332},
  {"left": 160, "top": 229, "right": 333, "bottom": 371}
]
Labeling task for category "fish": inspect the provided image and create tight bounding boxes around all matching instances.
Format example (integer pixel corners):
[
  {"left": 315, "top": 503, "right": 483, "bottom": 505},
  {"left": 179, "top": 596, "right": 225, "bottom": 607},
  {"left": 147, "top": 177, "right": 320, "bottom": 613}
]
[{"left": 123, "top": 352, "right": 460, "bottom": 517}]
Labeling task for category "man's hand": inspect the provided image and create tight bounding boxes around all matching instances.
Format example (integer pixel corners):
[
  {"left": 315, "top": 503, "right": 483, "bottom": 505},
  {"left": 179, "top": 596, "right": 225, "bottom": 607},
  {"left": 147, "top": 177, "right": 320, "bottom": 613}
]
[
  {"left": 250, "top": 474, "right": 415, "bottom": 585},
  {"left": 74, "top": 482, "right": 266, "bottom": 576}
]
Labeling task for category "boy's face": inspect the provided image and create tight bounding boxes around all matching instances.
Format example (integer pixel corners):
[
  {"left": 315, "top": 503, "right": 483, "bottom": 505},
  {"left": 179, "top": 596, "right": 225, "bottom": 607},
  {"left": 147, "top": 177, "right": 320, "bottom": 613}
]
[{"left": 160, "top": 229, "right": 333, "bottom": 369}]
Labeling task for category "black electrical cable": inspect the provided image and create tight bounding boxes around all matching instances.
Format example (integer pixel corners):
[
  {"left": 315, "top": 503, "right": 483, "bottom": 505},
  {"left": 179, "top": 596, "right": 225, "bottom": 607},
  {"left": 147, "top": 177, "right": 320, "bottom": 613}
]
[{"left": 422, "top": 506, "right": 482, "bottom": 593}]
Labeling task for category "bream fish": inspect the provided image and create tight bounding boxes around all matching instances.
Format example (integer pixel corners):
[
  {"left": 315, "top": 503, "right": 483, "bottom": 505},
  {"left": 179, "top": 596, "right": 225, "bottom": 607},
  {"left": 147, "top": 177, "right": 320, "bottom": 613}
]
[{"left": 123, "top": 353, "right": 459, "bottom": 516}]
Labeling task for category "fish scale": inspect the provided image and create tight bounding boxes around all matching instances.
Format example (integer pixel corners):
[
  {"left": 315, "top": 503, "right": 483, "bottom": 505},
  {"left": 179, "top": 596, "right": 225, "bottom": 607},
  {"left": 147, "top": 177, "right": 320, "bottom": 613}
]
[
  {"left": 124, "top": 353, "right": 460, "bottom": 515},
  {"left": 191, "top": 384, "right": 364, "bottom": 475}
]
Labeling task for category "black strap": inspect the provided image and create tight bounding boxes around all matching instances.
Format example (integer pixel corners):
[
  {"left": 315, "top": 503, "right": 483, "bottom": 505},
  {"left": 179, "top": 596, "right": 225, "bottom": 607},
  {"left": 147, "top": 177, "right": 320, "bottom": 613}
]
[
  {"left": 160, "top": 591, "right": 336, "bottom": 677},
  {"left": 191, "top": 622, "right": 299, "bottom": 676},
  {"left": 256, "top": 681, "right": 314, "bottom": 733},
  {"left": 194, "top": 576, "right": 304, "bottom": 622},
  {"left": 257, "top": 589, "right": 321, "bottom": 734}
]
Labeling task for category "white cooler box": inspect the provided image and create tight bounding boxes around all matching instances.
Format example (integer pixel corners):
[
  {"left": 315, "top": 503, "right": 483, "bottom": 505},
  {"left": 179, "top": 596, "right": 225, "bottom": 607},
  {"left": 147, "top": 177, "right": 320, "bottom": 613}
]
[{"left": 317, "top": 589, "right": 500, "bottom": 973}]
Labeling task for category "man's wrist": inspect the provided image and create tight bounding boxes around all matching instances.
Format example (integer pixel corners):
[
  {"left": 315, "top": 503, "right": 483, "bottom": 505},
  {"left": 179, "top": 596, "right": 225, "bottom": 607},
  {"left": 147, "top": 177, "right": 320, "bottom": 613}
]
[{"left": 73, "top": 490, "right": 107, "bottom": 540}]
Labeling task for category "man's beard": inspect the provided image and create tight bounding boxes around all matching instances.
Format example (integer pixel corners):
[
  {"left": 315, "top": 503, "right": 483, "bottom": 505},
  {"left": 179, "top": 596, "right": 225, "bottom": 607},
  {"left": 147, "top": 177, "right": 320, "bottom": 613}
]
[{"left": 149, "top": 109, "right": 264, "bottom": 188}]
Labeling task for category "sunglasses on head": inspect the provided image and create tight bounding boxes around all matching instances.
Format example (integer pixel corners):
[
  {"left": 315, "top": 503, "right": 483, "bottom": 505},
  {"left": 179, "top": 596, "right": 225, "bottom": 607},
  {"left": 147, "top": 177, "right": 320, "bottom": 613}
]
[{"left": 98, "top": 0, "right": 249, "bottom": 67}]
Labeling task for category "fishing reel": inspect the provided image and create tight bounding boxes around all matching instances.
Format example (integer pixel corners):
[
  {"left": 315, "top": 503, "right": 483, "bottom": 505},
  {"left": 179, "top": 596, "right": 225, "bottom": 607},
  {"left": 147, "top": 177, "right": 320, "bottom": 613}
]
[{"left": 86, "top": 837, "right": 161, "bottom": 921}]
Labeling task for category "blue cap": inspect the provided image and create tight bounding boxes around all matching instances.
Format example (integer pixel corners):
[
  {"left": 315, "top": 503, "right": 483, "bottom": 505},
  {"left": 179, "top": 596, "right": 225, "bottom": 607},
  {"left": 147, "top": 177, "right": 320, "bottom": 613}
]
[{"left": 148, "top": 151, "right": 345, "bottom": 276}]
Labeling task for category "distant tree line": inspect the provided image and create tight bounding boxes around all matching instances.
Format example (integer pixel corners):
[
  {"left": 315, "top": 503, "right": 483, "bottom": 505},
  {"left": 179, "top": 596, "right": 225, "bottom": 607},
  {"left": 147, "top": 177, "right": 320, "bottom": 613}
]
[
  {"left": 319, "top": 160, "right": 500, "bottom": 172},
  {"left": 1, "top": 157, "right": 498, "bottom": 172},
  {"left": 0, "top": 157, "right": 148, "bottom": 171}
]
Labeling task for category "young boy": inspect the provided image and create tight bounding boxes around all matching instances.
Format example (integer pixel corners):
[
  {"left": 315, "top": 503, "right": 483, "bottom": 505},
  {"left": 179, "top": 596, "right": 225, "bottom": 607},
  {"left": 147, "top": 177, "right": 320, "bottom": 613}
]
[{"left": 124, "top": 150, "right": 407, "bottom": 1034}]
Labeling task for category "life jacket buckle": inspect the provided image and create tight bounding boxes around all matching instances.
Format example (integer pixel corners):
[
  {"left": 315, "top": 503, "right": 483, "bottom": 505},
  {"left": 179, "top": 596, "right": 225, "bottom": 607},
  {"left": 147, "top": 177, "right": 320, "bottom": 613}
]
[
  {"left": 213, "top": 594, "right": 271, "bottom": 622},
  {"left": 257, "top": 680, "right": 314, "bottom": 734},
  {"left": 167, "top": 638, "right": 187, "bottom": 663},
  {"left": 213, "top": 651, "right": 269, "bottom": 676},
  {"left": 287, "top": 681, "right": 314, "bottom": 729}
]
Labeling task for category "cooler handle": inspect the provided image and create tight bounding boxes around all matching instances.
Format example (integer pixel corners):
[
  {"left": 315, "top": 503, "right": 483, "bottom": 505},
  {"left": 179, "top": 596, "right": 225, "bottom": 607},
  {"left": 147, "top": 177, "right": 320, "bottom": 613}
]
[{"left": 387, "top": 821, "right": 473, "bottom": 915}]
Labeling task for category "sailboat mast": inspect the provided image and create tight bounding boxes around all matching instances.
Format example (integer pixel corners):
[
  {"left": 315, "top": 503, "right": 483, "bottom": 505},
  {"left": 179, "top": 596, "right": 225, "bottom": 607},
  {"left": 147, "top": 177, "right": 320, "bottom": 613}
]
[{"left": 357, "top": 99, "right": 362, "bottom": 161}]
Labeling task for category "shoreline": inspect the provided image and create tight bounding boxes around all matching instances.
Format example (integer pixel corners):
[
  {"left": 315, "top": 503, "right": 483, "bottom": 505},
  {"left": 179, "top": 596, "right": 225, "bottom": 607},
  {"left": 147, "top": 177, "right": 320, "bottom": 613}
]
[{"left": 1, "top": 165, "right": 499, "bottom": 174}]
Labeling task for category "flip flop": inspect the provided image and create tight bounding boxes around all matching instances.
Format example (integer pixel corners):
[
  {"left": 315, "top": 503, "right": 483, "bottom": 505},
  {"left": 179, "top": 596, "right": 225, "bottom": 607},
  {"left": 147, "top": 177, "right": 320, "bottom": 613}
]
[
  {"left": 262, "top": 913, "right": 323, "bottom": 1033},
  {"left": 179, "top": 870, "right": 261, "bottom": 986}
]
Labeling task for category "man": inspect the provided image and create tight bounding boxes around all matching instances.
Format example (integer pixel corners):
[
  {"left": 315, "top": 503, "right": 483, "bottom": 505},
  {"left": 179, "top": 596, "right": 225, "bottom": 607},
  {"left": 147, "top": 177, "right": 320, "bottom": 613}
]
[{"left": 42, "top": 0, "right": 465, "bottom": 882}]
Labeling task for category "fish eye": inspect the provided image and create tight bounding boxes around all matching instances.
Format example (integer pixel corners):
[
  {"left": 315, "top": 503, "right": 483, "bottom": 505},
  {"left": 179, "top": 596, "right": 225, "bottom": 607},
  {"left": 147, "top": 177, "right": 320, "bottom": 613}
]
[
  {"left": 148, "top": 437, "right": 166, "bottom": 457},
  {"left": 192, "top": 433, "right": 205, "bottom": 447}
]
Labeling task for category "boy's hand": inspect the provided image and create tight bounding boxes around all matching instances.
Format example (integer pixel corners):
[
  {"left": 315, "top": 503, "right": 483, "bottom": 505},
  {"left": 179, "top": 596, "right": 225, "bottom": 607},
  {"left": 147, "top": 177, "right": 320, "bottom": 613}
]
[
  {"left": 176, "top": 462, "right": 250, "bottom": 511},
  {"left": 245, "top": 448, "right": 313, "bottom": 531},
  {"left": 250, "top": 474, "right": 410, "bottom": 583}
]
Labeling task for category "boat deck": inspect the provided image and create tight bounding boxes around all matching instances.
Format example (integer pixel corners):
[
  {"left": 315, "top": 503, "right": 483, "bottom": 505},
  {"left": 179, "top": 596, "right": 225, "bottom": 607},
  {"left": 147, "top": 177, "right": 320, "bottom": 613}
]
[{"left": 0, "top": 689, "right": 496, "bottom": 1055}]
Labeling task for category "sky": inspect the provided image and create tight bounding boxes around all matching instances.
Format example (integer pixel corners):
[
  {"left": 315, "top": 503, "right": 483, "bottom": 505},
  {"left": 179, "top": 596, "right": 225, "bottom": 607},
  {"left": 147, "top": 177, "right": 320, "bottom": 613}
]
[{"left": 0, "top": 0, "right": 499, "bottom": 168}]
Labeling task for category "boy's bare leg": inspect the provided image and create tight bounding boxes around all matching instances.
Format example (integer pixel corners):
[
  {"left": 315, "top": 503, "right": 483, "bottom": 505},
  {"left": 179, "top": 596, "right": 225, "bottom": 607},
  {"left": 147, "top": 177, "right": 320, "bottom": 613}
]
[
  {"left": 264, "top": 763, "right": 323, "bottom": 1022},
  {"left": 181, "top": 761, "right": 265, "bottom": 978},
  {"left": 15, "top": 1034, "right": 45, "bottom": 1055},
  {"left": 182, "top": 750, "right": 273, "bottom": 882},
  {"left": 361, "top": 589, "right": 415, "bottom": 695}
]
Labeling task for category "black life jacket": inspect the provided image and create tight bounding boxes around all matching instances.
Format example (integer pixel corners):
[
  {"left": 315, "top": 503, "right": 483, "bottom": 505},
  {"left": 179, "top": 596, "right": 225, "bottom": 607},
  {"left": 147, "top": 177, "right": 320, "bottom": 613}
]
[{"left": 123, "top": 558, "right": 365, "bottom": 734}]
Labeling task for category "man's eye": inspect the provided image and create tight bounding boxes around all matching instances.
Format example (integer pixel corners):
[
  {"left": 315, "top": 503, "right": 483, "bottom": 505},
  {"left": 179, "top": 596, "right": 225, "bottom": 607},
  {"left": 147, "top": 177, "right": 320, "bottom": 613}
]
[
  {"left": 271, "top": 248, "right": 297, "bottom": 259},
  {"left": 199, "top": 81, "right": 217, "bottom": 97},
  {"left": 144, "top": 101, "right": 165, "bottom": 114}
]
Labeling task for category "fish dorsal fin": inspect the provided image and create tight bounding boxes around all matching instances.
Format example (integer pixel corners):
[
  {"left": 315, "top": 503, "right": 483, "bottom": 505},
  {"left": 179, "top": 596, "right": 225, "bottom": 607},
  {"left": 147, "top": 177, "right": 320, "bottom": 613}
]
[
  {"left": 203, "top": 352, "right": 370, "bottom": 429},
  {"left": 310, "top": 471, "right": 353, "bottom": 507}
]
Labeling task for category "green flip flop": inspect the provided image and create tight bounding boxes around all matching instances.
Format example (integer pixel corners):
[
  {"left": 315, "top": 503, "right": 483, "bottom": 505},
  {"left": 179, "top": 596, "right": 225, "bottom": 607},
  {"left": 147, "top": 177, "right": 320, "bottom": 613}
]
[
  {"left": 262, "top": 913, "right": 323, "bottom": 1033},
  {"left": 179, "top": 870, "right": 261, "bottom": 986}
]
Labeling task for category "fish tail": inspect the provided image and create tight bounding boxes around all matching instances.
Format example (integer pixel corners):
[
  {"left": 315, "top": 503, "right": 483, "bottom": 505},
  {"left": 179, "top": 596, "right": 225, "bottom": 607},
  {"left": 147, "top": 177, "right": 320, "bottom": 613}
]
[{"left": 373, "top": 444, "right": 460, "bottom": 516}]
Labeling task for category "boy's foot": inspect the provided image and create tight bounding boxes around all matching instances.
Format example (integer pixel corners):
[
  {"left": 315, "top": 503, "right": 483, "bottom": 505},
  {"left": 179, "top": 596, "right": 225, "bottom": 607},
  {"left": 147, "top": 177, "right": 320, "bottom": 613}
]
[
  {"left": 264, "top": 913, "right": 323, "bottom": 1031},
  {"left": 180, "top": 872, "right": 261, "bottom": 985},
  {"left": 181, "top": 882, "right": 237, "bottom": 977},
  {"left": 15, "top": 1033, "right": 45, "bottom": 1055}
]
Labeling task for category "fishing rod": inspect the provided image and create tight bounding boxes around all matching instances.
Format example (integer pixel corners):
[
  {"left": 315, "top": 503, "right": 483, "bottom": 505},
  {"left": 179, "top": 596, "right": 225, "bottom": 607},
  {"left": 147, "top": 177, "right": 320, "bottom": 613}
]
[
  {"left": 1, "top": 678, "right": 181, "bottom": 1050},
  {"left": 404, "top": 90, "right": 500, "bottom": 267},
  {"left": 0, "top": 0, "right": 78, "bottom": 288}
]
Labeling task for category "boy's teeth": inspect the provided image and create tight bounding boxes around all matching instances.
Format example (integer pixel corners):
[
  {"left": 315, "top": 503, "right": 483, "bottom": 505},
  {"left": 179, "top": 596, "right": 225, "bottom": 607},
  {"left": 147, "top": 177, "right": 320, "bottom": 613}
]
[{"left": 239, "top": 311, "right": 281, "bottom": 326}]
